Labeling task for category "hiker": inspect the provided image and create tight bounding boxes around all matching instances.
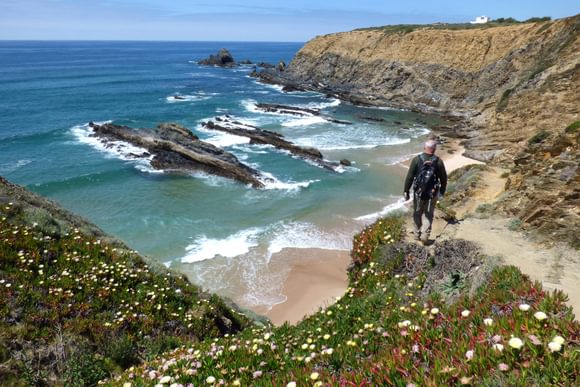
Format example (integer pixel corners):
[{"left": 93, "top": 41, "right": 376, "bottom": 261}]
[{"left": 403, "top": 139, "right": 447, "bottom": 245}]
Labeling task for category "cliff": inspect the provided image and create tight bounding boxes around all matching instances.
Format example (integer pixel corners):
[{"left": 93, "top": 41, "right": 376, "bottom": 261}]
[
  {"left": 270, "top": 16, "right": 579, "bottom": 161},
  {"left": 255, "top": 16, "right": 580, "bottom": 247}
]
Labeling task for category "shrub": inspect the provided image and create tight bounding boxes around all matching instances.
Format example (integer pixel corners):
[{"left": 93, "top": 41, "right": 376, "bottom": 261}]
[
  {"left": 528, "top": 130, "right": 550, "bottom": 145},
  {"left": 508, "top": 218, "right": 523, "bottom": 231},
  {"left": 565, "top": 121, "right": 580, "bottom": 134},
  {"left": 497, "top": 88, "right": 514, "bottom": 111},
  {"left": 64, "top": 353, "right": 109, "bottom": 387}
]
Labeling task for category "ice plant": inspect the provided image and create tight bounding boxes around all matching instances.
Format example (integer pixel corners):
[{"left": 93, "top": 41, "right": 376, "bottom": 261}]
[
  {"left": 519, "top": 303, "right": 531, "bottom": 311},
  {"left": 483, "top": 318, "right": 493, "bottom": 326},
  {"left": 534, "top": 311, "right": 547, "bottom": 321},
  {"left": 548, "top": 341, "right": 562, "bottom": 353},
  {"left": 508, "top": 337, "right": 524, "bottom": 349},
  {"left": 461, "top": 310, "right": 470, "bottom": 317}
]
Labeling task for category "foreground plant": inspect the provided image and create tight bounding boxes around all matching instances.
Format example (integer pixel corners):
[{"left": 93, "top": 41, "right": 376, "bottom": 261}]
[{"left": 110, "top": 216, "right": 579, "bottom": 386}]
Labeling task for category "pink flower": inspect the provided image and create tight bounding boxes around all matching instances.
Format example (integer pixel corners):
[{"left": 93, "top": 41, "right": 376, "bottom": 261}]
[
  {"left": 465, "top": 350, "right": 474, "bottom": 360},
  {"left": 253, "top": 371, "right": 263, "bottom": 379},
  {"left": 498, "top": 363, "right": 509, "bottom": 371}
]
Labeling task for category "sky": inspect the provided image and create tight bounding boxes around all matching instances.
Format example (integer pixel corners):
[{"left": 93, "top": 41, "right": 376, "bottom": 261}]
[{"left": 0, "top": 0, "right": 578, "bottom": 41}]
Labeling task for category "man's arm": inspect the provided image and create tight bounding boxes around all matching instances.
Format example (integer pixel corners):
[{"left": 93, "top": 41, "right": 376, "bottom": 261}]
[
  {"left": 438, "top": 158, "right": 448, "bottom": 195},
  {"left": 404, "top": 156, "right": 418, "bottom": 195}
]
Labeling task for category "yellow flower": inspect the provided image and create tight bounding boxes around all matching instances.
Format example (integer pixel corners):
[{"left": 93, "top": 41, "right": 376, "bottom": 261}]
[
  {"left": 323, "top": 334, "right": 331, "bottom": 340},
  {"left": 534, "top": 311, "right": 547, "bottom": 321},
  {"left": 232, "top": 380, "right": 241, "bottom": 386},
  {"left": 430, "top": 307, "right": 439, "bottom": 315},
  {"left": 508, "top": 337, "right": 524, "bottom": 349},
  {"left": 310, "top": 372, "right": 319, "bottom": 380}
]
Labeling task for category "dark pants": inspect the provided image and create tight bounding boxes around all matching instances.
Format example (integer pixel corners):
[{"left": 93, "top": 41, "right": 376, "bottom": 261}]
[{"left": 413, "top": 195, "right": 437, "bottom": 241}]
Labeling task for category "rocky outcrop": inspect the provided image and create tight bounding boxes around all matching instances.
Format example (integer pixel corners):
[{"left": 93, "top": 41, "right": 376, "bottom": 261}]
[
  {"left": 254, "top": 103, "right": 352, "bottom": 124},
  {"left": 198, "top": 48, "right": 237, "bottom": 67},
  {"left": 201, "top": 117, "right": 349, "bottom": 171},
  {"left": 496, "top": 128, "right": 579, "bottom": 247},
  {"left": 88, "top": 122, "right": 267, "bottom": 188}
]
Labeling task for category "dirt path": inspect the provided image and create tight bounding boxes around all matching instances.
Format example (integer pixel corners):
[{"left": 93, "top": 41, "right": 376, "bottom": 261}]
[{"left": 407, "top": 166, "right": 580, "bottom": 317}]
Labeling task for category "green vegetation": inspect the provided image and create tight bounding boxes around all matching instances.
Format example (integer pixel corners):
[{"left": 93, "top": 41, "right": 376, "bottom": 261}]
[
  {"left": 355, "top": 17, "right": 552, "bottom": 34},
  {"left": 0, "top": 200, "right": 251, "bottom": 385},
  {"left": 109, "top": 216, "right": 579, "bottom": 386},
  {"left": 496, "top": 88, "right": 514, "bottom": 112},
  {"left": 528, "top": 129, "right": 550, "bottom": 145},
  {"left": 565, "top": 120, "right": 580, "bottom": 134},
  {"left": 508, "top": 218, "right": 523, "bottom": 231}
]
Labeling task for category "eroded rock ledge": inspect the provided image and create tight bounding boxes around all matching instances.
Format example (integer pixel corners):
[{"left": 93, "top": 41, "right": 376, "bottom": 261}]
[
  {"left": 89, "top": 122, "right": 267, "bottom": 188},
  {"left": 201, "top": 117, "right": 350, "bottom": 170}
]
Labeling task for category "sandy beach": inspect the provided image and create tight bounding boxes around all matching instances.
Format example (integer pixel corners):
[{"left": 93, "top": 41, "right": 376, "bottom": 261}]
[{"left": 264, "top": 139, "right": 483, "bottom": 326}]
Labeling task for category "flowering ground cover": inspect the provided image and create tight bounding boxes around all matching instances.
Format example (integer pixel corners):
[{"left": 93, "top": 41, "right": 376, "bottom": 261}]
[
  {"left": 110, "top": 216, "right": 579, "bottom": 386},
  {"left": 0, "top": 199, "right": 251, "bottom": 386}
]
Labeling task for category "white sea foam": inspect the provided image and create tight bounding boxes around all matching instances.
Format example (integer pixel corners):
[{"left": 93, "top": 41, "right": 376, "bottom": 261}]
[
  {"left": 281, "top": 116, "right": 327, "bottom": 127},
  {"left": 71, "top": 122, "right": 152, "bottom": 160},
  {"left": 257, "top": 171, "right": 319, "bottom": 191},
  {"left": 182, "top": 227, "right": 263, "bottom": 263},
  {"left": 355, "top": 197, "right": 410, "bottom": 222},
  {"left": 197, "top": 128, "right": 251, "bottom": 148},
  {"left": 0, "top": 159, "right": 32, "bottom": 173},
  {"left": 267, "top": 221, "right": 351, "bottom": 259},
  {"left": 301, "top": 98, "right": 341, "bottom": 110},
  {"left": 293, "top": 134, "right": 410, "bottom": 151},
  {"left": 165, "top": 93, "right": 211, "bottom": 103}
]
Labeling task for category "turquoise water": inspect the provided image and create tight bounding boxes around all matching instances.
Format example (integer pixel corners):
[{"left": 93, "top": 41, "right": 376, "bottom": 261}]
[{"left": 0, "top": 41, "right": 443, "bottom": 310}]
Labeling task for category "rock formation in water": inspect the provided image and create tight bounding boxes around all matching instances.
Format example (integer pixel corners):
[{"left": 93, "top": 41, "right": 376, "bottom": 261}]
[
  {"left": 88, "top": 122, "right": 267, "bottom": 188},
  {"left": 201, "top": 117, "right": 350, "bottom": 171},
  {"left": 198, "top": 48, "right": 237, "bottom": 67}
]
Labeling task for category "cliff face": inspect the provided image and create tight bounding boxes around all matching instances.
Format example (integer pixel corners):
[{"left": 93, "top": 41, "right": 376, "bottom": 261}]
[{"left": 285, "top": 16, "right": 579, "bottom": 161}]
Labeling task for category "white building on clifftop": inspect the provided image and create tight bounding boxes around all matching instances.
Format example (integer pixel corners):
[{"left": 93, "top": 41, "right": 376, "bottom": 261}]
[{"left": 470, "top": 15, "right": 490, "bottom": 24}]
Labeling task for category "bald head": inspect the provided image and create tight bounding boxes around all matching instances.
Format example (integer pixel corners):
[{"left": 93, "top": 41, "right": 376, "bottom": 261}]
[{"left": 424, "top": 140, "right": 437, "bottom": 154}]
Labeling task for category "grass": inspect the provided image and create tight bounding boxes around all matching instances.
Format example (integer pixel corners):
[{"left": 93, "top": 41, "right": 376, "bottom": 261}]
[
  {"left": 565, "top": 121, "right": 580, "bottom": 134},
  {"left": 0, "top": 200, "right": 252, "bottom": 385},
  {"left": 496, "top": 88, "right": 514, "bottom": 112},
  {"left": 109, "top": 216, "right": 579, "bottom": 386},
  {"left": 528, "top": 130, "right": 550, "bottom": 145}
]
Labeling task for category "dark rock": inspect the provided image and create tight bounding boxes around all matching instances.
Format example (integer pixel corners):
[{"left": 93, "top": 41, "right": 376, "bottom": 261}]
[
  {"left": 361, "top": 115, "right": 388, "bottom": 122},
  {"left": 238, "top": 59, "right": 253, "bottom": 65},
  {"left": 198, "top": 48, "right": 237, "bottom": 67},
  {"left": 340, "top": 159, "right": 352, "bottom": 166},
  {"left": 88, "top": 122, "right": 266, "bottom": 188},
  {"left": 202, "top": 117, "right": 344, "bottom": 171},
  {"left": 257, "top": 62, "right": 275, "bottom": 69},
  {"left": 277, "top": 60, "right": 286, "bottom": 72}
]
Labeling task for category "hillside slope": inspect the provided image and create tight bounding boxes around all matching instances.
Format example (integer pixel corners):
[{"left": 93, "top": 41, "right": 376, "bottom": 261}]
[{"left": 274, "top": 16, "right": 579, "bottom": 161}]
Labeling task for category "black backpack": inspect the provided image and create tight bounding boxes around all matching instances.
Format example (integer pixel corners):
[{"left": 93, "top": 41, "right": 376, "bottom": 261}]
[{"left": 413, "top": 154, "right": 439, "bottom": 200}]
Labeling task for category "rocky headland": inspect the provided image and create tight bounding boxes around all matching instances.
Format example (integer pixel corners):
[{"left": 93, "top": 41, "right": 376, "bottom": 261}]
[{"left": 253, "top": 15, "right": 580, "bottom": 247}]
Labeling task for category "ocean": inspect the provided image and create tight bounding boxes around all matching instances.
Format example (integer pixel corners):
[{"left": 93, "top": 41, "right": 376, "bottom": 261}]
[{"left": 0, "top": 41, "right": 444, "bottom": 311}]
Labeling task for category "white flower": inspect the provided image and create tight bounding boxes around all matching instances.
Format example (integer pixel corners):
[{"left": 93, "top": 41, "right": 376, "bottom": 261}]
[
  {"left": 552, "top": 335, "right": 565, "bottom": 345},
  {"left": 461, "top": 310, "right": 471, "bottom": 317},
  {"left": 534, "top": 311, "right": 547, "bottom": 321},
  {"left": 508, "top": 337, "right": 524, "bottom": 349},
  {"left": 548, "top": 341, "right": 562, "bottom": 353},
  {"left": 123, "top": 383, "right": 132, "bottom": 387},
  {"left": 430, "top": 307, "right": 439, "bottom": 315},
  {"left": 465, "top": 350, "right": 474, "bottom": 360},
  {"left": 518, "top": 304, "right": 531, "bottom": 311},
  {"left": 492, "top": 343, "right": 504, "bottom": 352},
  {"left": 286, "top": 383, "right": 297, "bottom": 387},
  {"left": 159, "top": 376, "right": 171, "bottom": 384},
  {"left": 206, "top": 376, "right": 216, "bottom": 384},
  {"left": 483, "top": 318, "right": 493, "bottom": 326},
  {"left": 323, "top": 334, "right": 331, "bottom": 340},
  {"left": 310, "top": 372, "right": 319, "bottom": 380}
]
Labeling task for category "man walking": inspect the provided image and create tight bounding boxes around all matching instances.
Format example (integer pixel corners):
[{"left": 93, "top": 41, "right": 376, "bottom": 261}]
[{"left": 403, "top": 139, "right": 447, "bottom": 245}]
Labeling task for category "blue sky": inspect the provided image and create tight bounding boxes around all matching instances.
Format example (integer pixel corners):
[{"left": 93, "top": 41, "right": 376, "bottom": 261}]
[{"left": 0, "top": 0, "right": 577, "bottom": 41}]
